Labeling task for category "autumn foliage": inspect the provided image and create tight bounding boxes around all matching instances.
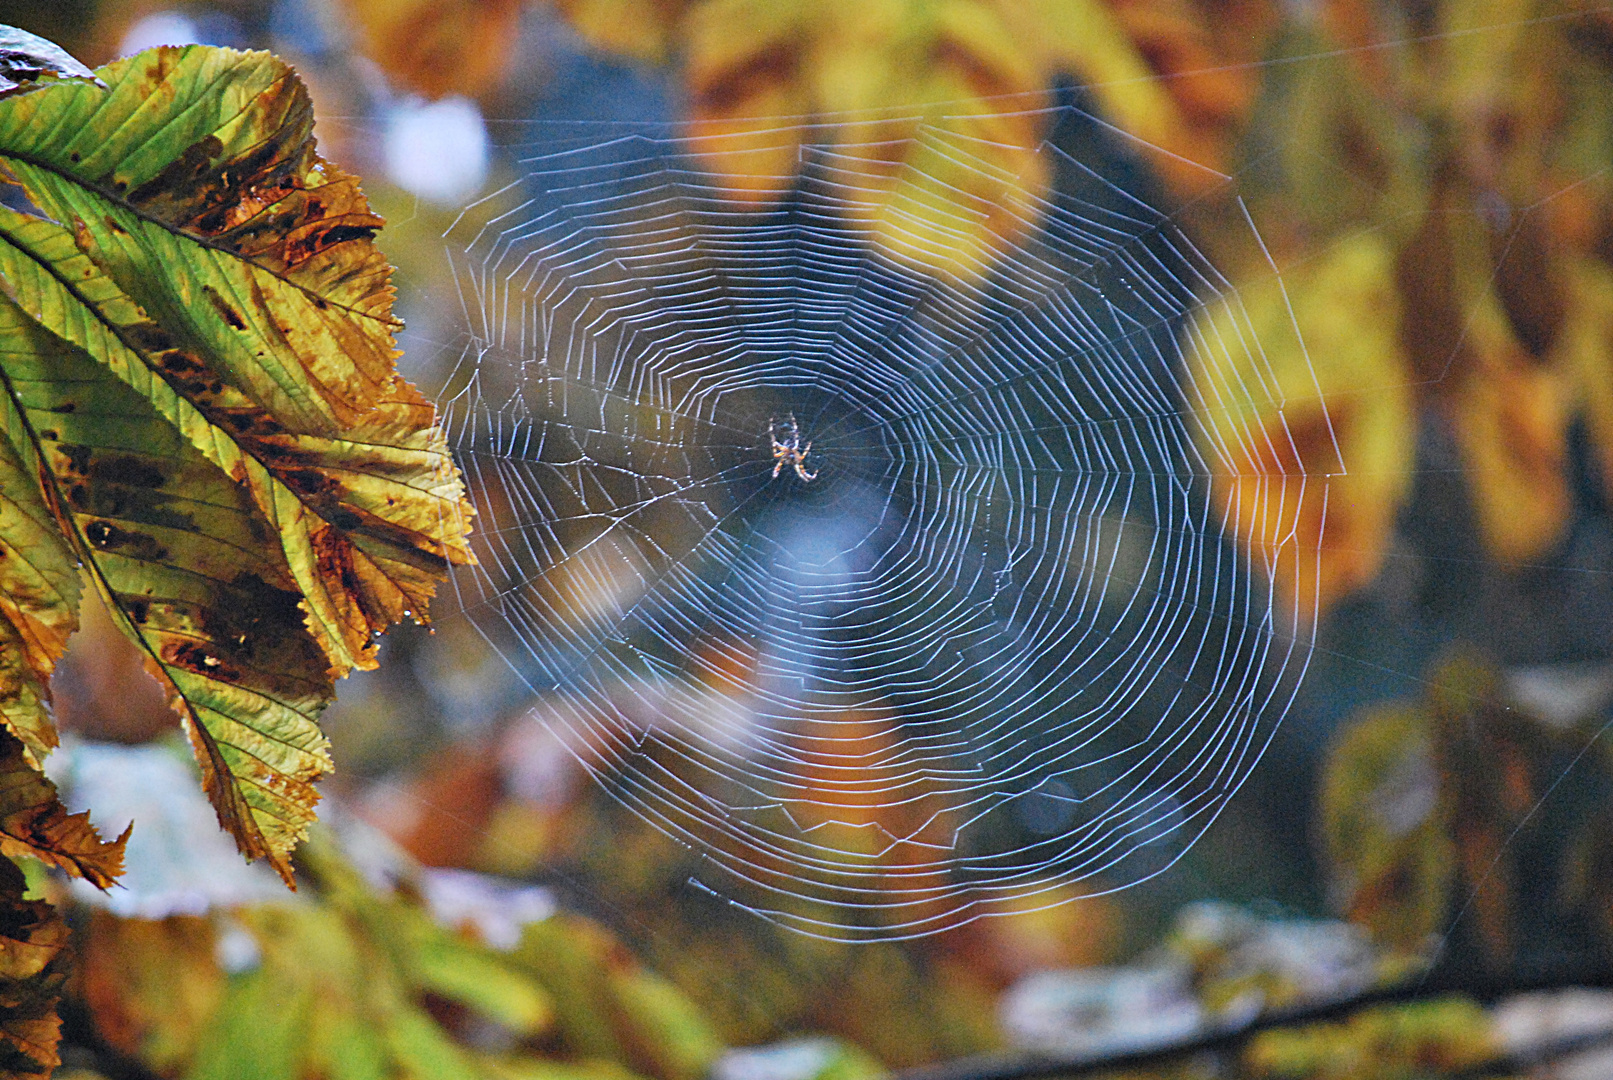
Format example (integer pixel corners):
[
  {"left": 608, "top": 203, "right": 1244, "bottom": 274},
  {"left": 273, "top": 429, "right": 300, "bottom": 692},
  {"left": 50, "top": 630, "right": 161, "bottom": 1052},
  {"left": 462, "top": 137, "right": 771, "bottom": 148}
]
[
  {"left": 0, "top": 28, "right": 473, "bottom": 1072},
  {"left": 0, "top": 0, "right": 1612, "bottom": 1074}
]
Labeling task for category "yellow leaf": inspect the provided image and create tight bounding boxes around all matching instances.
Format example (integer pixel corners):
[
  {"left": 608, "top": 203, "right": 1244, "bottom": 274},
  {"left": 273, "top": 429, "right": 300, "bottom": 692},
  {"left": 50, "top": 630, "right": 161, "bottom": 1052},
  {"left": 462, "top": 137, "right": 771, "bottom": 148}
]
[
  {"left": 1558, "top": 254, "right": 1613, "bottom": 509},
  {"left": 1187, "top": 232, "right": 1414, "bottom": 620},
  {"left": 1319, "top": 703, "right": 1454, "bottom": 954},
  {"left": 556, "top": 0, "right": 693, "bottom": 63},
  {"left": 1026, "top": 0, "right": 1269, "bottom": 198},
  {"left": 1244, "top": 999, "right": 1495, "bottom": 1079},
  {"left": 1447, "top": 339, "right": 1569, "bottom": 564},
  {"left": 678, "top": 0, "right": 1052, "bottom": 281}
]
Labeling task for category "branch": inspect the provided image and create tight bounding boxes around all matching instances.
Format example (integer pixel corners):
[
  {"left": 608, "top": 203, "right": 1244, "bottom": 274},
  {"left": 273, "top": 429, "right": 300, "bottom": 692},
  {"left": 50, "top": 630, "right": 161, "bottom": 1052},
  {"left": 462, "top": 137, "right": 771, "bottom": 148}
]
[{"left": 895, "top": 970, "right": 1613, "bottom": 1080}]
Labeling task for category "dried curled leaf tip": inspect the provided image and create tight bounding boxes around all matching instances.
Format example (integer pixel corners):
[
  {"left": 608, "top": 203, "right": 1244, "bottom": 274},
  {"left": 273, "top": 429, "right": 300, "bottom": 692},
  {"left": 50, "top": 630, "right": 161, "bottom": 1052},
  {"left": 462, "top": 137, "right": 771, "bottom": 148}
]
[{"left": 0, "top": 26, "right": 102, "bottom": 96}]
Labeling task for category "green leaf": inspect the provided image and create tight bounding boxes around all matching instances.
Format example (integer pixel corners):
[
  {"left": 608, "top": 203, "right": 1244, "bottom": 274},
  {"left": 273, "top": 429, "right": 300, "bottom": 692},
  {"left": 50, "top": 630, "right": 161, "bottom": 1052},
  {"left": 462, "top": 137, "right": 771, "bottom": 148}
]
[
  {"left": 515, "top": 915, "right": 723, "bottom": 1080},
  {"left": 185, "top": 962, "right": 307, "bottom": 1080},
  {"left": 179, "top": 837, "right": 557, "bottom": 1080},
  {"left": 302, "top": 840, "right": 554, "bottom": 1039}
]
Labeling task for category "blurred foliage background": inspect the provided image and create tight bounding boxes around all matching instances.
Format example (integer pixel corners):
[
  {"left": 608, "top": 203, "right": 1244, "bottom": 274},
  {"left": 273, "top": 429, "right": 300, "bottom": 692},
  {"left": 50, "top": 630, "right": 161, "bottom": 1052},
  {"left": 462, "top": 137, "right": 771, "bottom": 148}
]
[{"left": 7, "top": 0, "right": 1613, "bottom": 1077}]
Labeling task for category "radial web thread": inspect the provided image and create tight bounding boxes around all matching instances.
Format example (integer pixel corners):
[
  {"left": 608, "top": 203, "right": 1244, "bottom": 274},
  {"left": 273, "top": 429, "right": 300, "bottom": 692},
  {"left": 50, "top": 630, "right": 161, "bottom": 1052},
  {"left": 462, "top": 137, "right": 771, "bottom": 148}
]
[{"left": 435, "top": 106, "right": 1326, "bottom": 940}]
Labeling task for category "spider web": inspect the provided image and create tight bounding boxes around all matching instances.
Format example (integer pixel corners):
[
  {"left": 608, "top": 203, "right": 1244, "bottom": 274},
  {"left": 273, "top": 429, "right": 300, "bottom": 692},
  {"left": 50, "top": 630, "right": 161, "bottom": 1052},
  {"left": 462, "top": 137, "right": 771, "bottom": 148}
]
[{"left": 432, "top": 102, "right": 1326, "bottom": 940}]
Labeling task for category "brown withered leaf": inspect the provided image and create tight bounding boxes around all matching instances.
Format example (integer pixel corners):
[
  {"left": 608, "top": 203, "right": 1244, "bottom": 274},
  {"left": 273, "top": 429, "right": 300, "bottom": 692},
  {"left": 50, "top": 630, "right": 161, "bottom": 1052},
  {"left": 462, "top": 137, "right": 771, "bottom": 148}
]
[
  {"left": 0, "top": 857, "right": 70, "bottom": 1076},
  {"left": 76, "top": 909, "right": 224, "bottom": 1075},
  {"left": 0, "top": 729, "right": 125, "bottom": 888},
  {"left": 1399, "top": 191, "right": 1572, "bottom": 563}
]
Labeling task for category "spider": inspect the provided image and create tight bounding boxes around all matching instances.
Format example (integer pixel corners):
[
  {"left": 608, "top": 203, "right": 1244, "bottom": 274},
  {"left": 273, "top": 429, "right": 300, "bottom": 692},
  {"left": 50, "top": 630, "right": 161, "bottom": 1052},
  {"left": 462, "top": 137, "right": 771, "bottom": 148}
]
[{"left": 769, "top": 415, "right": 818, "bottom": 481}]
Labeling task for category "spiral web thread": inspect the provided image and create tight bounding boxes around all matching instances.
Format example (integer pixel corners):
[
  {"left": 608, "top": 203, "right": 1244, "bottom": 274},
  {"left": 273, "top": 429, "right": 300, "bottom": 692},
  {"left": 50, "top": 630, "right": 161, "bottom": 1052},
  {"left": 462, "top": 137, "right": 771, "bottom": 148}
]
[{"left": 435, "top": 104, "right": 1326, "bottom": 941}]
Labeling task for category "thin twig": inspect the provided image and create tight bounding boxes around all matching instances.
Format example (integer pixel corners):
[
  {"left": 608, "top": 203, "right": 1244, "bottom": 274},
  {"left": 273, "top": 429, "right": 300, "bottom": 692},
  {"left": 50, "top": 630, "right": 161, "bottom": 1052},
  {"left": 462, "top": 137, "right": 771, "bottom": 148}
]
[{"left": 895, "top": 970, "right": 1613, "bottom": 1080}]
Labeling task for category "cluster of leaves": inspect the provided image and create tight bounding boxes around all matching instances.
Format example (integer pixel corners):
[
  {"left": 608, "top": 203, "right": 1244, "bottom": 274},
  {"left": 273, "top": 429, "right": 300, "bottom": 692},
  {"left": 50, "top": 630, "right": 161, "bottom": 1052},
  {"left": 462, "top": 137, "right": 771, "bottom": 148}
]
[
  {"left": 65, "top": 832, "right": 755, "bottom": 1080},
  {"left": 0, "top": 25, "right": 475, "bottom": 1073},
  {"left": 364, "top": 698, "right": 1124, "bottom": 1066},
  {"left": 341, "top": 0, "right": 1268, "bottom": 281},
  {"left": 340, "top": 0, "right": 1613, "bottom": 623},
  {"left": 1240, "top": 999, "right": 1500, "bottom": 1079},
  {"left": 1187, "top": 0, "right": 1613, "bottom": 618},
  {"left": 973, "top": 897, "right": 1575, "bottom": 1080},
  {"left": 1024, "top": 652, "right": 1613, "bottom": 1080}
]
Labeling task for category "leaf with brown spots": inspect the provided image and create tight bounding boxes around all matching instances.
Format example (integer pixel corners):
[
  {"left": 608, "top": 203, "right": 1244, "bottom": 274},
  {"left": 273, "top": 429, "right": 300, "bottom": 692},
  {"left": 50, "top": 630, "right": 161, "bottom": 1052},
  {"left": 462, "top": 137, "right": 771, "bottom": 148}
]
[
  {"left": 0, "top": 44, "right": 474, "bottom": 683},
  {"left": 0, "top": 37, "right": 472, "bottom": 881},
  {"left": 0, "top": 361, "right": 79, "bottom": 770},
  {"left": 0, "top": 266, "right": 335, "bottom": 882},
  {"left": 0, "top": 728, "right": 125, "bottom": 888}
]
